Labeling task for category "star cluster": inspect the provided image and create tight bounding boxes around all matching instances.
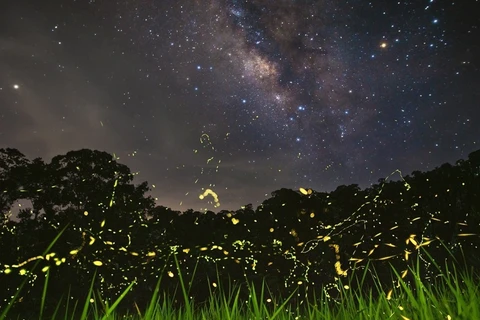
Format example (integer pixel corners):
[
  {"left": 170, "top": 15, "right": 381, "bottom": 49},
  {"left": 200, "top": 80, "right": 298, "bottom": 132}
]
[{"left": 0, "top": 0, "right": 478, "bottom": 210}]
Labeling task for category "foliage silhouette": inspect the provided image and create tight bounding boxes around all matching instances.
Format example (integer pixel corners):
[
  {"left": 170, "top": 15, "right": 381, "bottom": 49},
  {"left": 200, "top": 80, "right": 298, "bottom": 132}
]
[{"left": 1, "top": 147, "right": 479, "bottom": 316}]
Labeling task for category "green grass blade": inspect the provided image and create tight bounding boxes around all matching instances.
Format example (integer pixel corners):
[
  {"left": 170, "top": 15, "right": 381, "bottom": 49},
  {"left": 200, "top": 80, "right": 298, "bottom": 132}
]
[
  {"left": 39, "top": 268, "right": 50, "bottom": 320},
  {"left": 100, "top": 280, "right": 136, "bottom": 320}
]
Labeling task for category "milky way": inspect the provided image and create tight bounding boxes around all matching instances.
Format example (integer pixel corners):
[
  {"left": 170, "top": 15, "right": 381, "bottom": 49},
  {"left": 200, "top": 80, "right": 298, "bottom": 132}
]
[{"left": 0, "top": 0, "right": 478, "bottom": 210}]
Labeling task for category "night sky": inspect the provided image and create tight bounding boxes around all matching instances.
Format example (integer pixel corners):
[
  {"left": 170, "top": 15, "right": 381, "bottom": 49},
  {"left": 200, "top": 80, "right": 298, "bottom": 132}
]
[{"left": 0, "top": 0, "right": 478, "bottom": 211}]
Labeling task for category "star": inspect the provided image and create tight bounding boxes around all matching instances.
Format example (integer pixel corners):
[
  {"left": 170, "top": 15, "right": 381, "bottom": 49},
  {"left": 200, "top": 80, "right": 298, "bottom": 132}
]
[{"left": 0, "top": 0, "right": 477, "bottom": 211}]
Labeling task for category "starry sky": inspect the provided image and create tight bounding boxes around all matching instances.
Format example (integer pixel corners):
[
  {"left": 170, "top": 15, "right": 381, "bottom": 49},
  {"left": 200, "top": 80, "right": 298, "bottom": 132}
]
[{"left": 0, "top": 0, "right": 478, "bottom": 211}]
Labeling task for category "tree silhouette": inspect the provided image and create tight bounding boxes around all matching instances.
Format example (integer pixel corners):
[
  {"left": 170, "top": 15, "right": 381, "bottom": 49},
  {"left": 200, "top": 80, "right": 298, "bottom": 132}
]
[{"left": 1, "top": 147, "right": 479, "bottom": 316}]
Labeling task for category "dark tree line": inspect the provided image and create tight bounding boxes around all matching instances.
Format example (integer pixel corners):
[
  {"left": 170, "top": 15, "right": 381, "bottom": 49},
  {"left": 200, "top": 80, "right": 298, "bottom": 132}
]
[{"left": 0, "top": 148, "right": 479, "bottom": 316}]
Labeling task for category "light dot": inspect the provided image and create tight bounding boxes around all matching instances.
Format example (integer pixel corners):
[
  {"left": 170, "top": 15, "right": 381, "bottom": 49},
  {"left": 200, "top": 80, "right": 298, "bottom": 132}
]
[{"left": 13, "top": 84, "right": 19, "bottom": 89}]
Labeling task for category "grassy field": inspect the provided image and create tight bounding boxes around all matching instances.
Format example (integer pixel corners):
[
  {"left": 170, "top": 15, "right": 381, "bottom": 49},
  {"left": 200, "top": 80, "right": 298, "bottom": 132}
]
[{"left": 2, "top": 252, "right": 479, "bottom": 320}]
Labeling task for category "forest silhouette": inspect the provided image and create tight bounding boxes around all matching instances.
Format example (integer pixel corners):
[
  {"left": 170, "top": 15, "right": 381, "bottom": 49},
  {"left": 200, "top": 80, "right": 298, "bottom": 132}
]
[{"left": 1, "top": 147, "right": 479, "bottom": 316}]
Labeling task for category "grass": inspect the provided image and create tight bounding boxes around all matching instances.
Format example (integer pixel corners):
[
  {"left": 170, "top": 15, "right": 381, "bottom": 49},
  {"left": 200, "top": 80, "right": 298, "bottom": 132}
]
[{"left": 2, "top": 248, "right": 479, "bottom": 320}]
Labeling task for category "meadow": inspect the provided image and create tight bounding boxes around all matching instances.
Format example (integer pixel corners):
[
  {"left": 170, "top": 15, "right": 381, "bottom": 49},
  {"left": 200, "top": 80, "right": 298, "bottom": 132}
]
[
  {"left": 2, "top": 246, "right": 479, "bottom": 320},
  {"left": 1, "top": 148, "right": 480, "bottom": 319}
]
